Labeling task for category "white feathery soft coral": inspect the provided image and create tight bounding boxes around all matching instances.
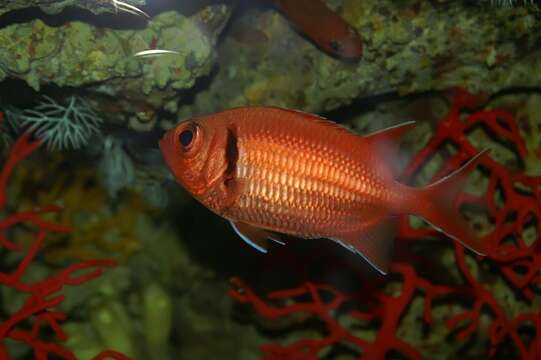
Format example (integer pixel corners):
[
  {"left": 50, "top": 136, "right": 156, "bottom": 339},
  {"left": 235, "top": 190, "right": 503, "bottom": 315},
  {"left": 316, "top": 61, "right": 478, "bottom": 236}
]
[{"left": 20, "top": 96, "right": 103, "bottom": 151}]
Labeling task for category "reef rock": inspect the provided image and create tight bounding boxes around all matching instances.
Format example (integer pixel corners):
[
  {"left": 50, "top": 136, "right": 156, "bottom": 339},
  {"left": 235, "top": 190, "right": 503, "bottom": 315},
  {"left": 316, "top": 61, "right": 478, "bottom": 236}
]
[
  {"left": 177, "top": 0, "right": 541, "bottom": 118},
  {"left": 0, "top": 4, "right": 231, "bottom": 119}
]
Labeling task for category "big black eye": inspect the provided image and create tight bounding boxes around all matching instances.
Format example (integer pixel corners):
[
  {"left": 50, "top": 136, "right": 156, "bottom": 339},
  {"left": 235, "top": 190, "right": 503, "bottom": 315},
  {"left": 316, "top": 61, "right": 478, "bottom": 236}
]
[
  {"left": 179, "top": 129, "right": 194, "bottom": 148},
  {"left": 329, "top": 40, "right": 343, "bottom": 53}
]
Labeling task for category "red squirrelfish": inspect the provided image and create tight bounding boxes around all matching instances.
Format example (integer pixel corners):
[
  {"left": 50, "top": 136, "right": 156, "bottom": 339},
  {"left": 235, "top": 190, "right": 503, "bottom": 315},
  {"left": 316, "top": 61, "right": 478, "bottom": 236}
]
[
  {"left": 268, "top": 0, "right": 363, "bottom": 60},
  {"left": 159, "top": 107, "right": 487, "bottom": 274}
]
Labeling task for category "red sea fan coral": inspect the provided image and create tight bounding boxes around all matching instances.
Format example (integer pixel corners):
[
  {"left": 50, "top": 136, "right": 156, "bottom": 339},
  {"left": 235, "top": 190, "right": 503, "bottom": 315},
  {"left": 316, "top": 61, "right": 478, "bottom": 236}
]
[
  {"left": 401, "top": 88, "right": 541, "bottom": 358},
  {"left": 229, "top": 89, "right": 541, "bottom": 359},
  {"left": 0, "top": 112, "right": 130, "bottom": 360}
]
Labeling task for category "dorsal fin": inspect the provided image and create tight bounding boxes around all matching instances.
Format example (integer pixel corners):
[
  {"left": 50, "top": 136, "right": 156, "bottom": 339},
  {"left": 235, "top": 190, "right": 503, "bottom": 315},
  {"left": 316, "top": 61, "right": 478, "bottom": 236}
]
[
  {"left": 262, "top": 107, "right": 414, "bottom": 178},
  {"left": 364, "top": 121, "right": 416, "bottom": 145},
  {"left": 269, "top": 107, "right": 356, "bottom": 136},
  {"left": 363, "top": 121, "right": 416, "bottom": 178},
  {"left": 277, "top": 108, "right": 415, "bottom": 149}
]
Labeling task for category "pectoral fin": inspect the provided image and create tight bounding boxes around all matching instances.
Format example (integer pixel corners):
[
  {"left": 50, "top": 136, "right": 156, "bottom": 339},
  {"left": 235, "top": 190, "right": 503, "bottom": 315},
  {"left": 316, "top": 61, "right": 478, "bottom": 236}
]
[
  {"left": 331, "top": 216, "right": 398, "bottom": 275},
  {"left": 230, "top": 221, "right": 285, "bottom": 253}
]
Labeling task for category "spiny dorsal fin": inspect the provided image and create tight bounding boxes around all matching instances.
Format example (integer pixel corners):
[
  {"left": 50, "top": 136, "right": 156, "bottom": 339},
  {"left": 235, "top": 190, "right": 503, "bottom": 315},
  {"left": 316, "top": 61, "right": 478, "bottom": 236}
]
[
  {"left": 266, "top": 107, "right": 415, "bottom": 178},
  {"left": 269, "top": 107, "right": 356, "bottom": 136}
]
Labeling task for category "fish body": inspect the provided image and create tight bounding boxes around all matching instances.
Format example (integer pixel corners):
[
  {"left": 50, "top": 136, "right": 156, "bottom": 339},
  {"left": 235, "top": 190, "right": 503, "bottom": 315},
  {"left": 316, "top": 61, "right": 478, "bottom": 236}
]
[
  {"left": 159, "top": 107, "right": 486, "bottom": 274},
  {"left": 267, "top": 0, "right": 363, "bottom": 60}
]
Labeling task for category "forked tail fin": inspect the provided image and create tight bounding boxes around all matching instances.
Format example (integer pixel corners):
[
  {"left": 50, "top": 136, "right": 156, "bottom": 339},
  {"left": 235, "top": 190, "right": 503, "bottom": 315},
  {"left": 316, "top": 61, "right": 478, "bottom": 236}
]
[{"left": 410, "top": 150, "right": 489, "bottom": 255}]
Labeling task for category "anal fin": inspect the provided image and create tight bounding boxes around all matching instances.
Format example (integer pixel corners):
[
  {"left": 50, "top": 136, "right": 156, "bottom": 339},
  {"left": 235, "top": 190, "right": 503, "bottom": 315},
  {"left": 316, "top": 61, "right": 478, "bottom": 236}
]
[
  {"left": 230, "top": 221, "right": 284, "bottom": 253},
  {"left": 331, "top": 216, "right": 398, "bottom": 275}
]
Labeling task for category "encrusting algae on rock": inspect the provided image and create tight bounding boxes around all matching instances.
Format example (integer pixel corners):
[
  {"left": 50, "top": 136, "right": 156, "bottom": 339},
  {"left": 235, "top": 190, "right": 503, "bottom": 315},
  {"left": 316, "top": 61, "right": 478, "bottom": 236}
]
[{"left": 9, "top": 151, "right": 151, "bottom": 263}]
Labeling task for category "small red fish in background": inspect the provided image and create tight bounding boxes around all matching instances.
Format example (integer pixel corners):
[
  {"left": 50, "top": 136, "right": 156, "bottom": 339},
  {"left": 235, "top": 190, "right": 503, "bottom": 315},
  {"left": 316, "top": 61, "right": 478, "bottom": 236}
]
[
  {"left": 159, "top": 107, "right": 487, "bottom": 274},
  {"left": 267, "top": 0, "right": 363, "bottom": 60}
]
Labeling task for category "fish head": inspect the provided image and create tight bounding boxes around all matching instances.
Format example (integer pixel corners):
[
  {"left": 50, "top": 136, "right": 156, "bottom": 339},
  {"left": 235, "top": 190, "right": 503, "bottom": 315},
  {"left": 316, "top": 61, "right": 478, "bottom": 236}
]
[
  {"left": 159, "top": 116, "right": 231, "bottom": 204},
  {"left": 324, "top": 24, "right": 363, "bottom": 61}
]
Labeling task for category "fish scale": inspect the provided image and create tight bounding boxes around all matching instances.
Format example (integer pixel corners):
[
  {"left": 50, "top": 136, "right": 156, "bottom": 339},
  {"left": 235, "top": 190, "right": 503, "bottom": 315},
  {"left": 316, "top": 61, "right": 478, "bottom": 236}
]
[{"left": 232, "top": 135, "right": 367, "bottom": 237}]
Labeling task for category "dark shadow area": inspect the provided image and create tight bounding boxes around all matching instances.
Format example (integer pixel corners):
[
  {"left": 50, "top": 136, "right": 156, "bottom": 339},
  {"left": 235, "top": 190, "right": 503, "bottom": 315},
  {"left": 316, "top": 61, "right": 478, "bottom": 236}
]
[
  {"left": 320, "top": 85, "right": 541, "bottom": 128},
  {"left": 0, "top": 5, "right": 147, "bottom": 30},
  {"left": 166, "top": 192, "right": 260, "bottom": 278},
  {"left": 0, "top": 0, "right": 242, "bottom": 30},
  {"left": 0, "top": 78, "right": 41, "bottom": 107},
  {"left": 320, "top": 90, "right": 432, "bottom": 125},
  {"left": 489, "top": 86, "right": 541, "bottom": 101}
]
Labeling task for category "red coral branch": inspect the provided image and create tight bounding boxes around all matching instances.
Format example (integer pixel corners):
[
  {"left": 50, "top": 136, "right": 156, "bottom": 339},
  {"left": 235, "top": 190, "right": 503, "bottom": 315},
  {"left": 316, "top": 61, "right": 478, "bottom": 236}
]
[
  {"left": 401, "top": 89, "right": 541, "bottom": 356},
  {"left": 229, "top": 89, "right": 541, "bottom": 359},
  {"left": 92, "top": 350, "right": 133, "bottom": 360},
  {"left": 0, "top": 113, "right": 131, "bottom": 359}
]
